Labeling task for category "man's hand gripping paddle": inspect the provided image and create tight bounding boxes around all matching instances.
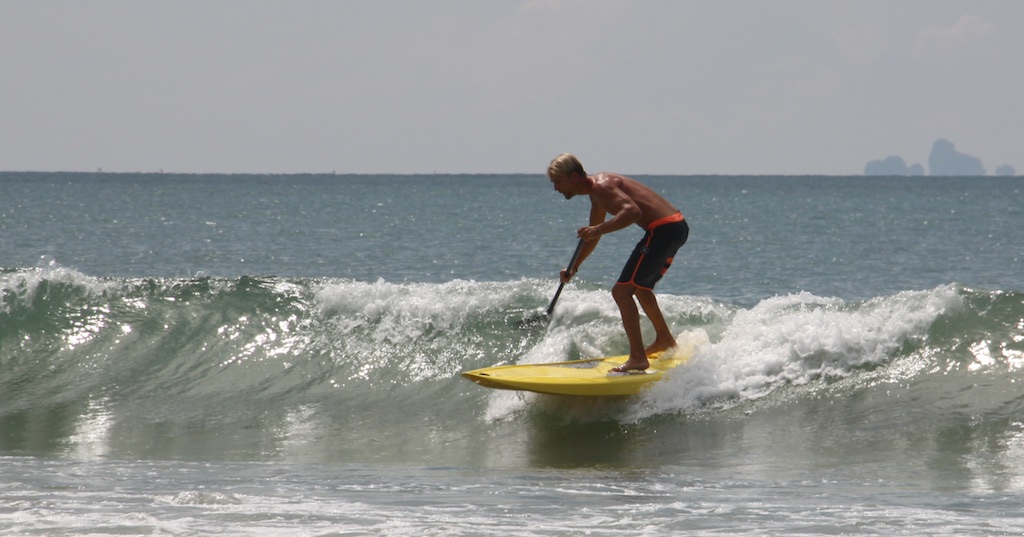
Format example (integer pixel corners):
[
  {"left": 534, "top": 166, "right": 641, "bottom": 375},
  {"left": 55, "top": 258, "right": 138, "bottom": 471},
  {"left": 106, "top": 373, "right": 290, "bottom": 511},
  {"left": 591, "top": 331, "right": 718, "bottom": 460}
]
[{"left": 519, "top": 238, "right": 585, "bottom": 329}]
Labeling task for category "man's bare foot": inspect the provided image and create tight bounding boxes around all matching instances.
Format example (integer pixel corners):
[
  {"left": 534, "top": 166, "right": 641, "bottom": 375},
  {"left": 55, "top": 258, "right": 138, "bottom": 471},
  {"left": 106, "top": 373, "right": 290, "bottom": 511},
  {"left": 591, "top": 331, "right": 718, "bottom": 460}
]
[
  {"left": 610, "top": 357, "right": 649, "bottom": 373},
  {"left": 644, "top": 339, "right": 677, "bottom": 356}
]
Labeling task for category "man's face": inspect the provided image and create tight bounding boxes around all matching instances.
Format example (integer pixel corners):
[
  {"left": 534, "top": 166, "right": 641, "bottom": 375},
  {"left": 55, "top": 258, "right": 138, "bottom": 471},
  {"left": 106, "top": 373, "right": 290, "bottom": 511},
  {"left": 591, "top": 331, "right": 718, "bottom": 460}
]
[{"left": 549, "top": 173, "right": 577, "bottom": 199}]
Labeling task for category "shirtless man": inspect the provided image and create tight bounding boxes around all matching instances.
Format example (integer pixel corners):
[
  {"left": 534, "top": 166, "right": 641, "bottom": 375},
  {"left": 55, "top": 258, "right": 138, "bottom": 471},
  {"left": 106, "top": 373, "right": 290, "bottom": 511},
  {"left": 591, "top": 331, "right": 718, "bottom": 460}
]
[{"left": 547, "top": 153, "right": 689, "bottom": 372}]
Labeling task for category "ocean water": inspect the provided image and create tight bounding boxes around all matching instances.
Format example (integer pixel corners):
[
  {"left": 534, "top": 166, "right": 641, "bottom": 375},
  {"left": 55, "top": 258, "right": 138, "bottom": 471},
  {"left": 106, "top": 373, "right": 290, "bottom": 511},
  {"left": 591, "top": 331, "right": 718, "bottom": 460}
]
[{"left": 1, "top": 172, "right": 1023, "bottom": 535}]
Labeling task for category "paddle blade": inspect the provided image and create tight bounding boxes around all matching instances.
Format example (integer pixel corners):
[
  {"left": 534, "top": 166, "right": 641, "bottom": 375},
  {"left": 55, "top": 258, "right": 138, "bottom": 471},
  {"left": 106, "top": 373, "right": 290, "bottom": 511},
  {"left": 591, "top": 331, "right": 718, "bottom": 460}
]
[{"left": 516, "top": 309, "right": 549, "bottom": 330}]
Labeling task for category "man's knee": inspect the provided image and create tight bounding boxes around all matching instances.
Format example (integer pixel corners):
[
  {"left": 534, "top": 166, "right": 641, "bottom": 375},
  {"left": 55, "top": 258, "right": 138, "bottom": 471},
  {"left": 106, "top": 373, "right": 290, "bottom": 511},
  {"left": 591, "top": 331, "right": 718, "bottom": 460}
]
[
  {"left": 634, "top": 287, "right": 655, "bottom": 301},
  {"left": 611, "top": 283, "right": 636, "bottom": 304}
]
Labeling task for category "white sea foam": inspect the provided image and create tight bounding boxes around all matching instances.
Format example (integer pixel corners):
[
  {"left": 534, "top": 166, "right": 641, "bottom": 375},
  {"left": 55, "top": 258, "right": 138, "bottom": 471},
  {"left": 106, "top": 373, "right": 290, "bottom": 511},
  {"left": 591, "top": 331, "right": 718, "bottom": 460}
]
[
  {"left": 633, "top": 286, "right": 963, "bottom": 420},
  {"left": 0, "top": 259, "right": 115, "bottom": 312}
]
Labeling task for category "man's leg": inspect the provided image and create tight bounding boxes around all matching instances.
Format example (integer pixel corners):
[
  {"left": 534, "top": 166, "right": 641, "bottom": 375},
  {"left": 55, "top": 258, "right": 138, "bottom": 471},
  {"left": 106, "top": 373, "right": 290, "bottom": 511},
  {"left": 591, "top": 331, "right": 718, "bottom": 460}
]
[
  {"left": 611, "top": 283, "right": 649, "bottom": 372},
  {"left": 635, "top": 288, "right": 676, "bottom": 354}
]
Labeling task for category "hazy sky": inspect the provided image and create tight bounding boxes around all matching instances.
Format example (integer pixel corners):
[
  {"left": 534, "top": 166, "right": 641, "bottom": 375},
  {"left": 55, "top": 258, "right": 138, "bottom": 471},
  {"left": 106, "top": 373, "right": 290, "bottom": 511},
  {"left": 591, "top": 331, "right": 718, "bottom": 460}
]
[{"left": 2, "top": 1, "right": 1021, "bottom": 175}]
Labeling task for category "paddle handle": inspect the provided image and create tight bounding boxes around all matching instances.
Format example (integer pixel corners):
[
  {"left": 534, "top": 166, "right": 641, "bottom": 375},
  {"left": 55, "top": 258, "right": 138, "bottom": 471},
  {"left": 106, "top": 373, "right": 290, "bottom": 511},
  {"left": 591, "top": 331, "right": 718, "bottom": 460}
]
[{"left": 545, "top": 238, "right": 586, "bottom": 316}]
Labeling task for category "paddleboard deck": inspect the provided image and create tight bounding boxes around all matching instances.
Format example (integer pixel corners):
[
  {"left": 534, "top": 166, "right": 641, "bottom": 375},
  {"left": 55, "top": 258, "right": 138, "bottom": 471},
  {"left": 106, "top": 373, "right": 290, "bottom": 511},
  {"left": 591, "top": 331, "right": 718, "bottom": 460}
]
[{"left": 461, "top": 352, "right": 686, "bottom": 396}]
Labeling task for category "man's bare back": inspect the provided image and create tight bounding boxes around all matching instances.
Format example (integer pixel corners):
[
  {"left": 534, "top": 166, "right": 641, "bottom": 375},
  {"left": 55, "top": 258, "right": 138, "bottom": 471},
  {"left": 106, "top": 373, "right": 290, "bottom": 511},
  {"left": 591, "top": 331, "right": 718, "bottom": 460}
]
[{"left": 588, "top": 173, "right": 680, "bottom": 229}]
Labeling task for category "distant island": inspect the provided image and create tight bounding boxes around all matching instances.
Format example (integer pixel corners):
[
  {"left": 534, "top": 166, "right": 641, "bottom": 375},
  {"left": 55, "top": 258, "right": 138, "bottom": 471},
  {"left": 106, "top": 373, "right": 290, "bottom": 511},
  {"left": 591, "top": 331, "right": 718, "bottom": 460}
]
[{"left": 865, "top": 138, "right": 1015, "bottom": 176}]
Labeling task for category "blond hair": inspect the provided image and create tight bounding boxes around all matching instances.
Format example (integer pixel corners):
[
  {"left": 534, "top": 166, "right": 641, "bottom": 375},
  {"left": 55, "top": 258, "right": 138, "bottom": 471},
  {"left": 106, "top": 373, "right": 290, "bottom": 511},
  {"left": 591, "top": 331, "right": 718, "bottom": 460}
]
[{"left": 547, "top": 153, "right": 586, "bottom": 178}]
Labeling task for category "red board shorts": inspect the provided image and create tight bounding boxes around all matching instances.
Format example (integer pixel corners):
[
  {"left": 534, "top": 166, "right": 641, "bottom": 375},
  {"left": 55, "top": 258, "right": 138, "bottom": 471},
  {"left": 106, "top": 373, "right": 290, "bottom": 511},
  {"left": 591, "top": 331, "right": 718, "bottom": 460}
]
[{"left": 616, "top": 212, "right": 689, "bottom": 291}]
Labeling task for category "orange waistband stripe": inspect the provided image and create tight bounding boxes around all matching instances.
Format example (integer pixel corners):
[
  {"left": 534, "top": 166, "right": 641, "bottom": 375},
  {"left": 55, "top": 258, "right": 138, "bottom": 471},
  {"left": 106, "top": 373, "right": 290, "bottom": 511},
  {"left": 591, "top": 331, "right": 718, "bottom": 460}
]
[{"left": 646, "top": 212, "right": 684, "bottom": 230}]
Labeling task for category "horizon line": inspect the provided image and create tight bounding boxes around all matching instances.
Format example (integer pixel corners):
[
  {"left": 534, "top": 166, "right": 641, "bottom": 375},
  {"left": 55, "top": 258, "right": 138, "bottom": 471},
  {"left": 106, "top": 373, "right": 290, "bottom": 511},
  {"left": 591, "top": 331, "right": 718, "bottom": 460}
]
[{"left": 1, "top": 170, "right": 1018, "bottom": 178}]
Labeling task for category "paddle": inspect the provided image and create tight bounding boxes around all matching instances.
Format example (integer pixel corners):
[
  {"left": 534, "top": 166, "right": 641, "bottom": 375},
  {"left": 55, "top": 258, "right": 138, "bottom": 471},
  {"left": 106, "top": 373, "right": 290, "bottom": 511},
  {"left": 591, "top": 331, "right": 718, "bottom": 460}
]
[{"left": 519, "top": 238, "right": 586, "bottom": 328}]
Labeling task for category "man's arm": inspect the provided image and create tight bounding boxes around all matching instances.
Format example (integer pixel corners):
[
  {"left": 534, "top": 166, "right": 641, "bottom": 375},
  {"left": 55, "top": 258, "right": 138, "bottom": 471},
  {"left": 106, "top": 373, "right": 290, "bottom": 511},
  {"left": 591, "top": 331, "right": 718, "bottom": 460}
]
[
  {"left": 561, "top": 203, "right": 603, "bottom": 281},
  {"left": 579, "top": 182, "right": 642, "bottom": 241}
]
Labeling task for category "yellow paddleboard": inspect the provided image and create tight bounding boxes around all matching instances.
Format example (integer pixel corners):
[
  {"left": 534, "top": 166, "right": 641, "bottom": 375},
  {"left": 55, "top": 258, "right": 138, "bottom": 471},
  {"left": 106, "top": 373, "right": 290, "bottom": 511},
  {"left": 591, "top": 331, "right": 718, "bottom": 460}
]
[{"left": 461, "top": 352, "right": 686, "bottom": 397}]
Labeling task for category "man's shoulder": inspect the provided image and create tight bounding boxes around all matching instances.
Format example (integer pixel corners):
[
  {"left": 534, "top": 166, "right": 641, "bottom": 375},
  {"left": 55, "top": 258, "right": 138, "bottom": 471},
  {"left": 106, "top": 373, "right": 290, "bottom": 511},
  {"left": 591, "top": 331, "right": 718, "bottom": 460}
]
[{"left": 591, "top": 172, "right": 629, "bottom": 188}]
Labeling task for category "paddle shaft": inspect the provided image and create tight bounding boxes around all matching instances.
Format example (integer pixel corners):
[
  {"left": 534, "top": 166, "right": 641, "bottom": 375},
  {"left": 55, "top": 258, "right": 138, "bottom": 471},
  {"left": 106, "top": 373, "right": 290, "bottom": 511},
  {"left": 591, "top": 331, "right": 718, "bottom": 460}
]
[{"left": 545, "top": 238, "right": 586, "bottom": 317}]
